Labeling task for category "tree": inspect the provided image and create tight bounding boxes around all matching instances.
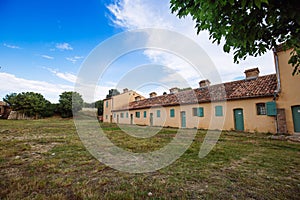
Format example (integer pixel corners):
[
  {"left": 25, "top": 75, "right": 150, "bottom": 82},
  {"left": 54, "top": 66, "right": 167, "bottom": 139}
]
[
  {"left": 3, "top": 92, "right": 52, "bottom": 118},
  {"left": 58, "top": 91, "right": 83, "bottom": 118},
  {"left": 106, "top": 89, "right": 120, "bottom": 98},
  {"left": 170, "top": 0, "right": 300, "bottom": 74},
  {"left": 94, "top": 100, "right": 103, "bottom": 116}
]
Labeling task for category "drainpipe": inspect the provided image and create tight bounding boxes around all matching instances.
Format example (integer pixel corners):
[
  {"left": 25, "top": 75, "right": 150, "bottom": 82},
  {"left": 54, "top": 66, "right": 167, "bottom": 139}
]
[
  {"left": 273, "top": 47, "right": 281, "bottom": 133},
  {"left": 273, "top": 48, "right": 281, "bottom": 95}
]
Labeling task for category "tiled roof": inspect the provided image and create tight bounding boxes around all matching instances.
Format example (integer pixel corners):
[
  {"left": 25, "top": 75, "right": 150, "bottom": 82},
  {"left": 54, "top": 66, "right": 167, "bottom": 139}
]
[
  {"left": 114, "top": 74, "right": 277, "bottom": 111},
  {"left": 0, "top": 101, "right": 8, "bottom": 106}
]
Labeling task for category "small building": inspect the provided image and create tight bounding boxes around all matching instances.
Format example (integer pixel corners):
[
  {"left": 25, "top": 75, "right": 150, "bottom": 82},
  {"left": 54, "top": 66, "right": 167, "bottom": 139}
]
[
  {"left": 0, "top": 101, "right": 11, "bottom": 119},
  {"left": 103, "top": 48, "right": 300, "bottom": 134}
]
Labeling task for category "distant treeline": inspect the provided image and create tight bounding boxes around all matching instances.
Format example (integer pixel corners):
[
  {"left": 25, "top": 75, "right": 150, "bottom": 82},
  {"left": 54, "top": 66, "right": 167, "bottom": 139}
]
[{"left": 3, "top": 91, "right": 103, "bottom": 118}]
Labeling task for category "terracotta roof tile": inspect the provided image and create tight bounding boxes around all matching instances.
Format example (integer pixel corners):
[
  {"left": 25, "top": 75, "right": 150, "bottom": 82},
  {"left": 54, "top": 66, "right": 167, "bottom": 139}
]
[{"left": 114, "top": 74, "right": 277, "bottom": 111}]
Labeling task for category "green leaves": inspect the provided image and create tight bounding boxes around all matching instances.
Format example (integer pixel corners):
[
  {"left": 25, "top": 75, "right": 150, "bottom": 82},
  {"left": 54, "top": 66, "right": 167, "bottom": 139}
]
[
  {"left": 58, "top": 91, "right": 83, "bottom": 118},
  {"left": 3, "top": 92, "right": 52, "bottom": 118},
  {"left": 170, "top": 0, "right": 300, "bottom": 74}
]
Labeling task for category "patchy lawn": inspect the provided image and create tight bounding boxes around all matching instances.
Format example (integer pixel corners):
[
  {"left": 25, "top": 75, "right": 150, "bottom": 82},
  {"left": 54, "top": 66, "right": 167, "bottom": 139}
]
[{"left": 0, "top": 118, "right": 299, "bottom": 199}]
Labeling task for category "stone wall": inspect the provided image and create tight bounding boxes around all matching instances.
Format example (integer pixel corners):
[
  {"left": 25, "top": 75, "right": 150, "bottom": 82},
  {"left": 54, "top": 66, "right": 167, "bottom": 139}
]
[{"left": 7, "top": 111, "right": 34, "bottom": 120}]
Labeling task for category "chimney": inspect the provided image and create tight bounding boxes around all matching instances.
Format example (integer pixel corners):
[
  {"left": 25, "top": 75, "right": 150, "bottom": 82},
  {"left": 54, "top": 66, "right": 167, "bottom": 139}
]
[
  {"left": 199, "top": 79, "right": 211, "bottom": 88},
  {"left": 135, "top": 96, "right": 141, "bottom": 101},
  {"left": 149, "top": 92, "right": 157, "bottom": 98},
  {"left": 123, "top": 88, "right": 129, "bottom": 93},
  {"left": 169, "top": 87, "right": 179, "bottom": 94},
  {"left": 244, "top": 68, "right": 260, "bottom": 80}
]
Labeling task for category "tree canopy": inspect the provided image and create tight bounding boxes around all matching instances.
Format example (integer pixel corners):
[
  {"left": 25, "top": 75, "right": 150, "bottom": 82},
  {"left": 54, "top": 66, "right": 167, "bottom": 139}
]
[
  {"left": 3, "top": 92, "right": 53, "bottom": 118},
  {"left": 58, "top": 91, "right": 83, "bottom": 118},
  {"left": 170, "top": 0, "right": 300, "bottom": 74}
]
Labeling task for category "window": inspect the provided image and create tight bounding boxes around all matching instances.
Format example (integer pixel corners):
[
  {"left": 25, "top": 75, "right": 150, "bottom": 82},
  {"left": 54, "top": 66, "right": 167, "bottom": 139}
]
[
  {"left": 215, "top": 106, "right": 223, "bottom": 116},
  {"left": 170, "top": 109, "right": 175, "bottom": 117},
  {"left": 126, "top": 112, "right": 128, "bottom": 118},
  {"left": 192, "top": 108, "right": 197, "bottom": 116},
  {"left": 106, "top": 101, "right": 108, "bottom": 108},
  {"left": 114, "top": 113, "right": 116, "bottom": 118},
  {"left": 193, "top": 107, "right": 204, "bottom": 117},
  {"left": 135, "top": 112, "right": 140, "bottom": 118},
  {"left": 120, "top": 113, "right": 124, "bottom": 118},
  {"left": 144, "top": 111, "right": 147, "bottom": 118},
  {"left": 157, "top": 110, "right": 161, "bottom": 118},
  {"left": 105, "top": 115, "right": 108, "bottom": 119},
  {"left": 256, "top": 103, "right": 266, "bottom": 115}
]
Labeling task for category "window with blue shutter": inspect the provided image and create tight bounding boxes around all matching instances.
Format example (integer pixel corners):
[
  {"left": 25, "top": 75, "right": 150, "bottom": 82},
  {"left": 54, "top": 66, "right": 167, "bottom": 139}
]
[
  {"left": 157, "top": 110, "right": 161, "bottom": 118},
  {"left": 215, "top": 106, "right": 223, "bottom": 116},
  {"left": 193, "top": 107, "right": 204, "bottom": 117},
  {"left": 198, "top": 107, "right": 204, "bottom": 117},
  {"left": 266, "top": 102, "right": 277, "bottom": 116},
  {"left": 170, "top": 109, "right": 175, "bottom": 117},
  {"left": 135, "top": 112, "right": 140, "bottom": 118}
]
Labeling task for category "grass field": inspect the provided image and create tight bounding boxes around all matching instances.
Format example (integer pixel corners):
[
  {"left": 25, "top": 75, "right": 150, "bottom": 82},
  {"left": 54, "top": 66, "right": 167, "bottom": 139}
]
[{"left": 0, "top": 118, "right": 300, "bottom": 199}]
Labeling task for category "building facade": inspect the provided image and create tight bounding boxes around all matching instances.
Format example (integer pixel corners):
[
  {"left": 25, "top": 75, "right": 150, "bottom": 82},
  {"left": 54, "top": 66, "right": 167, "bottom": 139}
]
[{"left": 103, "top": 49, "right": 300, "bottom": 134}]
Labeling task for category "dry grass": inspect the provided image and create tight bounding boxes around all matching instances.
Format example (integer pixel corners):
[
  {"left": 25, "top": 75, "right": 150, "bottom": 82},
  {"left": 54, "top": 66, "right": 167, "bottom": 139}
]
[{"left": 0, "top": 118, "right": 299, "bottom": 199}]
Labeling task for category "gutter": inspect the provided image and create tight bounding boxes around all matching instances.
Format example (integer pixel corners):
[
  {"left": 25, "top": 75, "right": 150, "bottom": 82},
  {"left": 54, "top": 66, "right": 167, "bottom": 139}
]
[
  {"left": 273, "top": 48, "right": 281, "bottom": 96},
  {"left": 273, "top": 47, "right": 281, "bottom": 133}
]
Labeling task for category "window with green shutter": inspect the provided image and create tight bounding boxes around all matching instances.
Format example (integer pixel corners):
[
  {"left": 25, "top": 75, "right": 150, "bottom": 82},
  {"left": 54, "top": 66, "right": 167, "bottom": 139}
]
[
  {"left": 157, "top": 110, "right": 161, "bottom": 118},
  {"left": 198, "top": 107, "right": 204, "bottom": 117},
  {"left": 193, "top": 107, "right": 204, "bottom": 117},
  {"left": 170, "top": 109, "right": 175, "bottom": 117},
  {"left": 106, "top": 101, "right": 108, "bottom": 108},
  {"left": 215, "top": 106, "right": 223, "bottom": 116},
  {"left": 266, "top": 102, "right": 277, "bottom": 116},
  {"left": 120, "top": 113, "right": 124, "bottom": 118},
  {"left": 126, "top": 112, "right": 128, "bottom": 118},
  {"left": 144, "top": 111, "right": 147, "bottom": 118},
  {"left": 135, "top": 112, "right": 140, "bottom": 118}
]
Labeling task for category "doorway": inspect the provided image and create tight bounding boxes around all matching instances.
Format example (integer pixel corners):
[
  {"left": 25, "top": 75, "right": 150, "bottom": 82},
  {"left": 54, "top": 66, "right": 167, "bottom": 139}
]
[
  {"left": 292, "top": 106, "right": 300, "bottom": 132},
  {"left": 130, "top": 114, "right": 133, "bottom": 125},
  {"left": 150, "top": 113, "right": 153, "bottom": 126},
  {"left": 234, "top": 108, "right": 244, "bottom": 131},
  {"left": 181, "top": 111, "right": 186, "bottom": 128}
]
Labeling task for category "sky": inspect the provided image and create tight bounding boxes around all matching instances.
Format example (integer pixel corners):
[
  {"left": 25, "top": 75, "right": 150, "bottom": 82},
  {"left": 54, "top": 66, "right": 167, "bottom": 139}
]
[{"left": 0, "top": 0, "right": 276, "bottom": 103}]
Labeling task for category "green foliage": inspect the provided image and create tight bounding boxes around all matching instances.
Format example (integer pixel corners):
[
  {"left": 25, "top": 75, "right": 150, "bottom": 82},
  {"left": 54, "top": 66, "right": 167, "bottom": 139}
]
[
  {"left": 106, "top": 89, "right": 120, "bottom": 99},
  {"left": 170, "top": 0, "right": 300, "bottom": 74},
  {"left": 94, "top": 100, "right": 103, "bottom": 116},
  {"left": 58, "top": 91, "right": 83, "bottom": 118},
  {"left": 3, "top": 92, "right": 53, "bottom": 118}
]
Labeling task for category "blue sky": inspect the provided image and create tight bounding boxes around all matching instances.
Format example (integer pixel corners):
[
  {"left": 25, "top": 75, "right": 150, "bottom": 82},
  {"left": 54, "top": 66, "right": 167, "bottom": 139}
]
[{"left": 0, "top": 0, "right": 276, "bottom": 103}]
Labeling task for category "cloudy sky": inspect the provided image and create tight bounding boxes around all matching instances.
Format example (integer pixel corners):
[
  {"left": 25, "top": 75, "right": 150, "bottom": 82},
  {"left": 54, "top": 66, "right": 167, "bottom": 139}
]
[{"left": 0, "top": 0, "right": 275, "bottom": 103}]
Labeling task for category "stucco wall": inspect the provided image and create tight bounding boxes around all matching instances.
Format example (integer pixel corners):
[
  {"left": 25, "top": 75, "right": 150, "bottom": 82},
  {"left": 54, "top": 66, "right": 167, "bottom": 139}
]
[
  {"left": 112, "top": 97, "right": 276, "bottom": 133},
  {"left": 276, "top": 49, "right": 300, "bottom": 134},
  {"left": 103, "top": 99, "right": 112, "bottom": 123}
]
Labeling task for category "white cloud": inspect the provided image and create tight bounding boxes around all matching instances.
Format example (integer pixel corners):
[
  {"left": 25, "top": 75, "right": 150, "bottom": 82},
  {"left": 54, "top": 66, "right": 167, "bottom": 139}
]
[
  {"left": 0, "top": 72, "right": 73, "bottom": 103},
  {"left": 56, "top": 42, "right": 73, "bottom": 51},
  {"left": 66, "top": 56, "right": 84, "bottom": 64},
  {"left": 107, "top": 0, "right": 275, "bottom": 86},
  {"left": 45, "top": 67, "right": 77, "bottom": 83},
  {"left": 3, "top": 43, "right": 21, "bottom": 49},
  {"left": 41, "top": 55, "right": 54, "bottom": 60}
]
